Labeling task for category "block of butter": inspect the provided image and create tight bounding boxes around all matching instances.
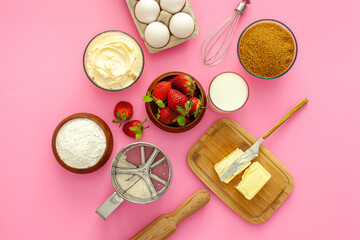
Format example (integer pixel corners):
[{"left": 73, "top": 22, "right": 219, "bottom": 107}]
[
  {"left": 214, "top": 148, "right": 250, "bottom": 184},
  {"left": 235, "top": 162, "right": 271, "bottom": 200}
]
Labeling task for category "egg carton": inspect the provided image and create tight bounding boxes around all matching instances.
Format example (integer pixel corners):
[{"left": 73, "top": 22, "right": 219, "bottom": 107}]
[{"left": 126, "top": 0, "right": 200, "bottom": 53}]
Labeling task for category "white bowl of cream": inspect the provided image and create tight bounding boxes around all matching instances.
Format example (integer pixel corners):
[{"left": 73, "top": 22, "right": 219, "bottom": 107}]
[{"left": 83, "top": 30, "right": 144, "bottom": 91}]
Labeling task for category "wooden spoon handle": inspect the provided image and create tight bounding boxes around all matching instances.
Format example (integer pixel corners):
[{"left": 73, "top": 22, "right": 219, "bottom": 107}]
[
  {"left": 262, "top": 97, "right": 309, "bottom": 140},
  {"left": 169, "top": 189, "right": 211, "bottom": 225}
]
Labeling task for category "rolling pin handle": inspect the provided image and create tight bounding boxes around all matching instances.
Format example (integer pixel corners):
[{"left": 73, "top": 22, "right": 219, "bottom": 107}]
[{"left": 170, "top": 189, "right": 211, "bottom": 225}]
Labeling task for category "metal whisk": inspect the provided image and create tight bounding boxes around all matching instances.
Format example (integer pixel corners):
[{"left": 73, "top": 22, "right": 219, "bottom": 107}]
[{"left": 200, "top": 0, "right": 250, "bottom": 67}]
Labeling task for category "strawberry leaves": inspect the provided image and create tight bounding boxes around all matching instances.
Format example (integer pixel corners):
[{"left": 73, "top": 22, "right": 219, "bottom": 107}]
[
  {"left": 176, "top": 106, "right": 187, "bottom": 115},
  {"left": 173, "top": 100, "right": 194, "bottom": 126},
  {"left": 113, "top": 112, "right": 123, "bottom": 123},
  {"left": 130, "top": 119, "right": 149, "bottom": 140},
  {"left": 174, "top": 115, "right": 186, "bottom": 126},
  {"left": 143, "top": 91, "right": 165, "bottom": 108},
  {"left": 142, "top": 92, "right": 153, "bottom": 102},
  {"left": 113, "top": 111, "right": 128, "bottom": 127},
  {"left": 124, "top": 119, "right": 149, "bottom": 140},
  {"left": 193, "top": 108, "right": 201, "bottom": 118},
  {"left": 155, "top": 99, "right": 165, "bottom": 108},
  {"left": 129, "top": 125, "right": 143, "bottom": 140}
]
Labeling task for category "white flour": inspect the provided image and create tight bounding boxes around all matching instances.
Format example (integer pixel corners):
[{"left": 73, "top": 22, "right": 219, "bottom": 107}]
[{"left": 56, "top": 118, "right": 107, "bottom": 169}]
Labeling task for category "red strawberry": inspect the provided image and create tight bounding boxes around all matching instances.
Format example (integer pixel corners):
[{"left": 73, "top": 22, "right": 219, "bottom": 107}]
[
  {"left": 156, "top": 106, "right": 177, "bottom": 125},
  {"left": 113, "top": 101, "right": 133, "bottom": 127},
  {"left": 143, "top": 81, "right": 171, "bottom": 108},
  {"left": 153, "top": 81, "right": 171, "bottom": 101},
  {"left": 167, "top": 89, "right": 189, "bottom": 115},
  {"left": 189, "top": 97, "right": 200, "bottom": 114},
  {"left": 122, "top": 119, "right": 149, "bottom": 140},
  {"left": 170, "top": 75, "right": 196, "bottom": 96},
  {"left": 189, "top": 96, "right": 206, "bottom": 118}
]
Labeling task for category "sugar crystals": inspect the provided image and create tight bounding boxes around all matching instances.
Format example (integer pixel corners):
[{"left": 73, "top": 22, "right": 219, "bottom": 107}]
[{"left": 239, "top": 22, "right": 295, "bottom": 78}]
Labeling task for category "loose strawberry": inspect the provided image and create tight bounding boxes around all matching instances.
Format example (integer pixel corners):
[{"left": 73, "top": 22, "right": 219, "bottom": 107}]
[
  {"left": 122, "top": 119, "right": 149, "bottom": 140},
  {"left": 113, "top": 101, "right": 133, "bottom": 127},
  {"left": 143, "top": 81, "right": 171, "bottom": 108},
  {"left": 189, "top": 96, "right": 205, "bottom": 118},
  {"left": 167, "top": 89, "right": 189, "bottom": 115},
  {"left": 156, "top": 106, "right": 177, "bottom": 125},
  {"left": 170, "top": 75, "right": 196, "bottom": 96}
]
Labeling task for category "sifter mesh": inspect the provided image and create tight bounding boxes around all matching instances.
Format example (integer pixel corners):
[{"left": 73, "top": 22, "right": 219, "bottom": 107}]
[{"left": 110, "top": 142, "right": 172, "bottom": 204}]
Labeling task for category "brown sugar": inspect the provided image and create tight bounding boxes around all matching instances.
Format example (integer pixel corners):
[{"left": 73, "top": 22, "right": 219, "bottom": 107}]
[{"left": 238, "top": 22, "right": 295, "bottom": 78}]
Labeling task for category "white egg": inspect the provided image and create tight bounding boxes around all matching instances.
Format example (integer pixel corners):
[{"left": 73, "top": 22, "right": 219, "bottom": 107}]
[
  {"left": 169, "top": 12, "right": 194, "bottom": 39},
  {"left": 135, "top": 0, "right": 160, "bottom": 24},
  {"left": 145, "top": 22, "right": 170, "bottom": 48},
  {"left": 160, "top": 0, "right": 185, "bottom": 14}
]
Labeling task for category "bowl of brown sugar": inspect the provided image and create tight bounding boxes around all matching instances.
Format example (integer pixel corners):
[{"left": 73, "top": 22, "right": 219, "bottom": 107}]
[{"left": 237, "top": 19, "right": 298, "bottom": 79}]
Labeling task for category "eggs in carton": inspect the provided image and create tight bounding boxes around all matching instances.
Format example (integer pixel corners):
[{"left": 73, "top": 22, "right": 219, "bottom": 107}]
[{"left": 126, "top": 0, "right": 200, "bottom": 53}]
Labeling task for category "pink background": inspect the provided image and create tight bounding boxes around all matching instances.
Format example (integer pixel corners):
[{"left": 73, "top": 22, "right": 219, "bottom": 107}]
[{"left": 1, "top": 0, "right": 359, "bottom": 239}]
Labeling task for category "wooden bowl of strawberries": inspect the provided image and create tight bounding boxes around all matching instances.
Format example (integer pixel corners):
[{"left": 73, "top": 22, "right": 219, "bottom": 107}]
[{"left": 144, "top": 72, "right": 207, "bottom": 133}]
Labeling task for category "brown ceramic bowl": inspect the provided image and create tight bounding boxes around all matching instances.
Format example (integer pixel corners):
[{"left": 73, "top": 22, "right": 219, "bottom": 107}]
[
  {"left": 145, "top": 72, "right": 207, "bottom": 133},
  {"left": 52, "top": 113, "right": 113, "bottom": 174}
]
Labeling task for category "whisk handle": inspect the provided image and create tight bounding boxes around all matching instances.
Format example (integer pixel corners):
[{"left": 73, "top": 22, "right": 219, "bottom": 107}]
[{"left": 235, "top": 0, "right": 250, "bottom": 14}]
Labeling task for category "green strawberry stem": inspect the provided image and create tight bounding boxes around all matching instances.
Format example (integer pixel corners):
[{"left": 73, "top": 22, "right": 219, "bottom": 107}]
[
  {"left": 118, "top": 119, "right": 124, "bottom": 127},
  {"left": 113, "top": 112, "right": 127, "bottom": 127}
]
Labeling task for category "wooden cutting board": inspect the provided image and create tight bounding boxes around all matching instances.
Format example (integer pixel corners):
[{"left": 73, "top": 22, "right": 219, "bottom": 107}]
[{"left": 187, "top": 119, "right": 294, "bottom": 224}]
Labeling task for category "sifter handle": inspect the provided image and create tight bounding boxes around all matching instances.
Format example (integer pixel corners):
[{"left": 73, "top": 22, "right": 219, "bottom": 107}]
[
  {"left": 169, "top": 189, "right": 211, "bottom": 225},
  {"left": 96, "top": 192, "right": 124, "bottom": 220},
  {"left": 262, "top": 97, "right": 309, "bottom": 140}
]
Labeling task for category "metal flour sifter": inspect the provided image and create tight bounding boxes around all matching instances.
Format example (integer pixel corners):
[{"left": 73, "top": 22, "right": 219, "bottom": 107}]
[{"left": 96, "top": 142, "right": 173, "bottom": 220}]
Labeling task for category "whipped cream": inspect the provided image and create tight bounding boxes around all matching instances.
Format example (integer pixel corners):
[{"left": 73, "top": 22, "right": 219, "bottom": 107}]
[{"left": 85, "top": 31, "right": 144, "bottom": 90}]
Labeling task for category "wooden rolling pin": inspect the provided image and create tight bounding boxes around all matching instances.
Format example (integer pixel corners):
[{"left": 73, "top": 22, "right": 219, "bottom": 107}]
[{"left": 130, "top": 189, "right": 211, "bottom": 240}]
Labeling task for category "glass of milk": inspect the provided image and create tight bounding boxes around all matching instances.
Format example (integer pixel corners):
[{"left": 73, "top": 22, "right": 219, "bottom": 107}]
[{"left": 208, "top": 72, "right": 249, "bottom": 113}]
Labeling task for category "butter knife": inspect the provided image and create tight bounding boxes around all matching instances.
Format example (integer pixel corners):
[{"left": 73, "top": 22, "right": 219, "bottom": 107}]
[{"left": 220, "top": 97, "right": 309, "bottom": 181}]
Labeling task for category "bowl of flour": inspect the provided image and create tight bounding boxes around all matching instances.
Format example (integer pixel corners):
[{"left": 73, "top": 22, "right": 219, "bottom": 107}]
[{"left": 52, "top": 113, "right": 113, "bottom": 174}]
